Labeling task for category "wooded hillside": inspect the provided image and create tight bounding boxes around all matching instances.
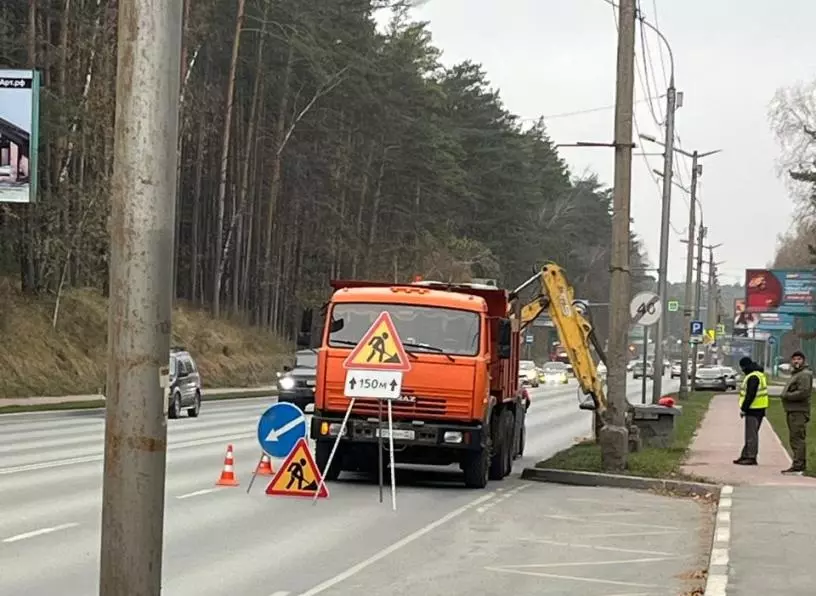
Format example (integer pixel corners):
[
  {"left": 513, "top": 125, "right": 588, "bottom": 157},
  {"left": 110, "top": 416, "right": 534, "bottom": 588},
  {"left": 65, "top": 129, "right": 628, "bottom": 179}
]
[{"left": 0, "top": 0, "right": 648, "bottom": 344}]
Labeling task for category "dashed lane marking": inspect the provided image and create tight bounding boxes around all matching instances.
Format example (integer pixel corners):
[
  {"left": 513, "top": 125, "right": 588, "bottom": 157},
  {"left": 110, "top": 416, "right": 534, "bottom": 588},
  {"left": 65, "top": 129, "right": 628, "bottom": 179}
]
[{"left": 3, "top": 522, "right": 80, "bottom": 544}]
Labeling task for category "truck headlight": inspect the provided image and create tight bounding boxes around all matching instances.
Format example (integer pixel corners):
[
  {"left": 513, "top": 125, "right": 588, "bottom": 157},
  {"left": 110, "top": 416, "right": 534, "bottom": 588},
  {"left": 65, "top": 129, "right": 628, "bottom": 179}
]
[
  {"left": 443, "top": 431, "right": 463, "bottom": 444},
  {"left": 278, "top": 376, "right": 295, "bottom": 390}
]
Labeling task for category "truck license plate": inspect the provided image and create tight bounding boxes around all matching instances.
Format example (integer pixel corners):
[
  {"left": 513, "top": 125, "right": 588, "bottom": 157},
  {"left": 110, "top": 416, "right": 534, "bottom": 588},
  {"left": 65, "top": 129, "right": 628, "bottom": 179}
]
[{"left": 376, "top": 428, "right": 415, "bottom": 440}]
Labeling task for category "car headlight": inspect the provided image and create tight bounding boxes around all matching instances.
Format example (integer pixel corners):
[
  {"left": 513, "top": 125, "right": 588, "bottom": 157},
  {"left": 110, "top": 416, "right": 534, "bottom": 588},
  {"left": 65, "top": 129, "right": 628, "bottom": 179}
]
[{"left": 278, "top": 376, "right": 295, "bottom": 390}]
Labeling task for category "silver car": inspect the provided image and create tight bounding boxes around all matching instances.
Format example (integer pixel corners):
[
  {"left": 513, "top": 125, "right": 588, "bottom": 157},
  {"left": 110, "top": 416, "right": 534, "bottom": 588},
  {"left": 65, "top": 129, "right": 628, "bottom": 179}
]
[
  {"left": 168, "top": 348, "right": 202, "bottom": 418},
  {"left": 694, "top": 366, "right": 728, "bottom": 392}
]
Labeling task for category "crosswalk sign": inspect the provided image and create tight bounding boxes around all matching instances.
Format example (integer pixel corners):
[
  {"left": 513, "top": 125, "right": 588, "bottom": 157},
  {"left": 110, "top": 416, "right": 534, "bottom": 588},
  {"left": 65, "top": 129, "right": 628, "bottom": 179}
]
[
  {"left": 265, "top": 438, "right": 329, "bottom": 498},
  {"left": 343, "top": 311, "right": 411, "bottom": 372}
]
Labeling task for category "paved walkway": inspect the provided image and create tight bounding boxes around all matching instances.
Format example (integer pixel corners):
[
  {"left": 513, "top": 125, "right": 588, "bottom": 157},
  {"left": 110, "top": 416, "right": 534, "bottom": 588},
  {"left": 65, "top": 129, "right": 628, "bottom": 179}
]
[
  {"left": 682, "top": 394, "right": 813, "bottom": 486},
  {"left": 684, "top": 394, "right": 816, "bottom": 595}
]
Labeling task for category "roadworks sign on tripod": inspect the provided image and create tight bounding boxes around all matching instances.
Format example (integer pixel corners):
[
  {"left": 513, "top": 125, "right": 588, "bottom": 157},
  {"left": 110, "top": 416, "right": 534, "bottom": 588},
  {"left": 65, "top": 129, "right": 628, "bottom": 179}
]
[
  {"left": 315, "top": 311, "right": 412, "bottom": 511},
  {"left": 265, "top": 438, "right": 328, "bottom": 499}
]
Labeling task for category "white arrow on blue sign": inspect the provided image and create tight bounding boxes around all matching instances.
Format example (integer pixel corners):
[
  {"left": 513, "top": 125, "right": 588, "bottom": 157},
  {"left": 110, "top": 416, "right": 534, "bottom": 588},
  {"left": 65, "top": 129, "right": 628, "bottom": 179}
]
[
  {"left": 257, "top": 402, "right": 307, "bottom": 459},
  {"left": 690, "top": 320, "right": 704, "bottom": 336}
]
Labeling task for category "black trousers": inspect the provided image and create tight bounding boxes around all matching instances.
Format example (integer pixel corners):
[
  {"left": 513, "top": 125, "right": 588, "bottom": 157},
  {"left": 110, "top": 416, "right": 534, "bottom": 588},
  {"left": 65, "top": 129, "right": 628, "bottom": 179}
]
[{"left": 740, "top": 414, "right": 764, "bottom": 460}]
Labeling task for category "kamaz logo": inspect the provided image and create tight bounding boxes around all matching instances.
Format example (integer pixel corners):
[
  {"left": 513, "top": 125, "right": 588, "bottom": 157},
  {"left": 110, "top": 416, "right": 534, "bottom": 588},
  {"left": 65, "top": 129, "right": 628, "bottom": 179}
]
[{"left": 397, "top": 394, "right": 417, "bottom": 403}]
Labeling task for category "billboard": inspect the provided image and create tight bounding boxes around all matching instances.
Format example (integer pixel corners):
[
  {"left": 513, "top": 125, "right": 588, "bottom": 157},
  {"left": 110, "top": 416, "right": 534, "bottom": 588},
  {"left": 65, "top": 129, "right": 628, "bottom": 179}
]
[
  {"left": 0, "top": 69, "right": 40, "bottom": 203},
  {"left": 733, "top": 299, "right": 755, "bottom": 336},
  {"left": 756, "top": 312, "right": 795, "bottom": 331},
  {"left": 744, "top": 269, "right": 816, "bottom": 314}
]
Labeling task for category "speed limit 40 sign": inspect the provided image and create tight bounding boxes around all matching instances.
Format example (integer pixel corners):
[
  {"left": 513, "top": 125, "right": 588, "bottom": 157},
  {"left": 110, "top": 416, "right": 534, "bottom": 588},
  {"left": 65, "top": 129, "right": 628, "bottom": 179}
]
[{"left": 629, "top": 291, "right": 661, "bottom": 327}]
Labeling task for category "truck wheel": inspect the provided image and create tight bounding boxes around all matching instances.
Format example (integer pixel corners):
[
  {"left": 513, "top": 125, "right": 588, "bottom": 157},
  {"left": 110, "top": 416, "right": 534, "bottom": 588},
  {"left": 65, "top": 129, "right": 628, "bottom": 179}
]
[
  {"left": 489, "top": 411, "right": 509, "bottom": 480},
  {"left": 315, "top": 440, "right": 341, "bottom": 482},
  {"left": 463, "top": 445, "right": 490, "bottom": 488},
  {"left": 501, "top": 410, "right": 513, "bottom": 477}
]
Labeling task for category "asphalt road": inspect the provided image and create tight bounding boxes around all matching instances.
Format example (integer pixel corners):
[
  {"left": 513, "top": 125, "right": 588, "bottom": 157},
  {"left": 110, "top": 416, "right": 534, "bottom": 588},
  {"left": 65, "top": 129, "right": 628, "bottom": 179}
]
[{"left": 1, "top": 375, "right": 681, "bottom": 596}]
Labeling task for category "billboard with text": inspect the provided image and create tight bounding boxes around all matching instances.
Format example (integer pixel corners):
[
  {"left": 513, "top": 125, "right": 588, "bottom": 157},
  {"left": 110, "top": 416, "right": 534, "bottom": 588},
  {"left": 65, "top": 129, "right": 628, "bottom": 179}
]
[
  {"left": 745, "top": 269, "right": 816, "bottom": 314},
  {"left": 0, "top": 69, "right": 39, "bottom": 203}
]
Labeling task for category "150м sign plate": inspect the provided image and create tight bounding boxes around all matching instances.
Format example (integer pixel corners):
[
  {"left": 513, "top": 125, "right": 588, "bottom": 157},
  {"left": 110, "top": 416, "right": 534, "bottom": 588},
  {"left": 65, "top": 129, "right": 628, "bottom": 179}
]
[{"left": 344, "top": 369, "right": 403, "bottom": 400}]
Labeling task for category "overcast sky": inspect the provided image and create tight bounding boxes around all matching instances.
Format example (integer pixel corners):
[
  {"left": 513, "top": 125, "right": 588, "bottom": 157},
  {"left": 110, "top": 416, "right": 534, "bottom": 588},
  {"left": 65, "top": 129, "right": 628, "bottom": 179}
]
[{"left": 378, "top": 0, "right": 816, "bottom": 284}]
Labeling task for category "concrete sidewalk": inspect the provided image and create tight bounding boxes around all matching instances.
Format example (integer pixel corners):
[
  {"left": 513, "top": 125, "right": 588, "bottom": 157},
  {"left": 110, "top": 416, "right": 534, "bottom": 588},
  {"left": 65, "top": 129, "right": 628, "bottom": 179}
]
[
  {"left": 682, "top": 394, "right": 812, "bottom": 486},
  {"left": 684, "top": 394, "right": 816, "bottom": 596},
  {"left": 0, "top": 385, "right": 278, "bottom": 408}
]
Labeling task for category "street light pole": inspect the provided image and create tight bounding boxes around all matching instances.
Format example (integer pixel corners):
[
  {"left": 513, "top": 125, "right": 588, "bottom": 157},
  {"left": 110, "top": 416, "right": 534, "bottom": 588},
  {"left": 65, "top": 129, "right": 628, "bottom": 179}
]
[
  {"left": 99, "top": 1, "right": 183, "bottom": 595},
  {"left": 690, "top": 224, "right": 707, "bottom": 387},
  {"left": 679, "top": 153, "right": 699, "bottom": 400},
  {"left": 651, "top": 80, "right": 677, "bottom": 403}
]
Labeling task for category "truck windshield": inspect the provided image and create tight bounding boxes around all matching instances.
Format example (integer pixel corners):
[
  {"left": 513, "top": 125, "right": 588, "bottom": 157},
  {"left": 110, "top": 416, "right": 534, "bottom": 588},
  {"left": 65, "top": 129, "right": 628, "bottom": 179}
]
[{"left": 328, "top": 303, "right": 480, "bottom": 356}]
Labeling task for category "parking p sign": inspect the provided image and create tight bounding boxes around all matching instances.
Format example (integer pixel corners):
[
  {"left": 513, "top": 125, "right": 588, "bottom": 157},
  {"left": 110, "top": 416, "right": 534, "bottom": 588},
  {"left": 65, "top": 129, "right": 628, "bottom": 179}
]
[{"left": 690, "top": 320, "right": 703, "bottom": 343}]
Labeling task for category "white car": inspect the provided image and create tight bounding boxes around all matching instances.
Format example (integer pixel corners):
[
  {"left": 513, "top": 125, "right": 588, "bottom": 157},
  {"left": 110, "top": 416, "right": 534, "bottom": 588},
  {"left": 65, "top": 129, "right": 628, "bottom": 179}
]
[{"left": 519, "top": 360, "right": 539, "bottom": 388}]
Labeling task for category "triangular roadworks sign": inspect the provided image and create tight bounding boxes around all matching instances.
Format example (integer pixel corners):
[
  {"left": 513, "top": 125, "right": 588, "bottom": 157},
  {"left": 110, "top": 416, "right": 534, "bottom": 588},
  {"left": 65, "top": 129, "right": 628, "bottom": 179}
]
[
  {"left": 343, "top": 311, "right": 411, "bottom": 372},
  {"left": 265, "top": 438, "right": 329, "bottom": 499}
]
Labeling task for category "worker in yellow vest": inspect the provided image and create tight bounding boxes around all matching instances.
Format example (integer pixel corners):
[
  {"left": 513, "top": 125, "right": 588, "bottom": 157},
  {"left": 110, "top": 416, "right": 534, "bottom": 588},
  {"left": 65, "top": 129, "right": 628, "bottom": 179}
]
[{"left": 733, "top": 357, "right": 769, "bottom": 465}]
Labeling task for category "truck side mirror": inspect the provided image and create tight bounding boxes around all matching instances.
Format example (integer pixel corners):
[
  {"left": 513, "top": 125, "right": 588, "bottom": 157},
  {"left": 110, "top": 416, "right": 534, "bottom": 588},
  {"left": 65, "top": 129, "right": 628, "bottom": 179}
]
[{"left": 498, "top": 318, "right": 512, "bottom": 359}]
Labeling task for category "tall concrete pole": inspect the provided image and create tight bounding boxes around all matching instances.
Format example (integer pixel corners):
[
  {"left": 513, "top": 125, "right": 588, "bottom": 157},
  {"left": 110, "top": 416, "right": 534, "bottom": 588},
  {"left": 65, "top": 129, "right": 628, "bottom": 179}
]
[
  {"left": 99, "top": 1, "right": 183, "bottom": 594},
  {"left": 678, "top": 152, "right": 699, "bottom": 400},
  {"left": 690, "top": 224, "right": 707, "bottom": 388},
  {"left": 651, "top": 81, "right": 677, "bottom": 403},
  {"left": 602, "top": 0, "right": 637, "bottom": 472},
  {"left": 705, "top": 249, "right": 716, "bottom": 365}
]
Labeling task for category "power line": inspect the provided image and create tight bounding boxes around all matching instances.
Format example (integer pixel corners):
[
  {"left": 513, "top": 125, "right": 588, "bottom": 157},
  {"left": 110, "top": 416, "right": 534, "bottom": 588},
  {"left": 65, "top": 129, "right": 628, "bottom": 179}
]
[
  {"left": 540, "top": 95, "right": 665, "bottom": 120},
  {"left": 650, "top": 0, "right": 670, "bottom": 89},
  {"left": 636, "top": 1, "right": 665, "bottom": 126}
]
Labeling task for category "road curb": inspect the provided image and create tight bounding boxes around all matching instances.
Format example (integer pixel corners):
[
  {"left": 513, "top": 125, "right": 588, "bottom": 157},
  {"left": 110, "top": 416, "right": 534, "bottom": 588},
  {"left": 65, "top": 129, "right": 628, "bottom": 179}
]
[
  {"left": 703, "top": 485, "right": 733, "bottom": 596},
  {"left": 521, "top": 467, "right": 720, "bottom": 498},
  {"left": 0, "top": 389, "right": 278, "bottom": 415}
]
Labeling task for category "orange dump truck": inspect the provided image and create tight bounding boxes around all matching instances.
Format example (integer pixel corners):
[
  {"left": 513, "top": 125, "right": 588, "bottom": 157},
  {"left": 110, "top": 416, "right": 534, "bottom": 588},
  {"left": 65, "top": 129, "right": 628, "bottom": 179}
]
[{"left": 303, "top": 266, "right": 607, "bottom": 489}]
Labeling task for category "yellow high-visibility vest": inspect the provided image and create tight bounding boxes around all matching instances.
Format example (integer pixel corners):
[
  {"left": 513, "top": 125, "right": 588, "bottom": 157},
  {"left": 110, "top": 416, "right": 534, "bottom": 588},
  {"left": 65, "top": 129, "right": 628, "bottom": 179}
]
[{"left": 739, "top": 370, "right": 769, "bottom": 410}]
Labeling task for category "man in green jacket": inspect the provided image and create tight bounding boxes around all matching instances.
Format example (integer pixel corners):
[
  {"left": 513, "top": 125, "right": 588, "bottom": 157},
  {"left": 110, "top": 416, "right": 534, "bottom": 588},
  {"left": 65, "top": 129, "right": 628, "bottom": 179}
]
[{"left": 780, "top": 350, "right": 813, "bottom": 475}]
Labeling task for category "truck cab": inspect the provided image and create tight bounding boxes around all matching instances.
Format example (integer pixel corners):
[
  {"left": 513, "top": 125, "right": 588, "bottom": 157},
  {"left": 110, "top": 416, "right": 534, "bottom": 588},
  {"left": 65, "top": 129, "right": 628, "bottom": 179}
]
[{"left": 306, "top": 279, "right": 527, "bottom": 488}]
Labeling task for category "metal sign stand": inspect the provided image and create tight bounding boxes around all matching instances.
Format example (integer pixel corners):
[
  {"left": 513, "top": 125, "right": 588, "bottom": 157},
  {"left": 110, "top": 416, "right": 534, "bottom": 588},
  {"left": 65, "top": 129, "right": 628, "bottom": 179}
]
[
  {"left": 641, "top": 324, "right": 648, "bottom": 405},
  {"left": 312, "top": 397, "right": 356, "bottom": 505},
  {"left": 246, "top": 452, "right": 265, "bottom": 494},
  {"left": 378, "top": 399, "right": 384, "bottom": 503}
]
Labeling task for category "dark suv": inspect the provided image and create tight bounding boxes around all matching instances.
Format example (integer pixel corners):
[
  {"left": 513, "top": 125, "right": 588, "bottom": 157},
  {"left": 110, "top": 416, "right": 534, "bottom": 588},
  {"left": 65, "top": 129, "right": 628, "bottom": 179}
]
[
  {"left": 276, "top": 349, "right": 317, "bottom": 410},
  {"left": 168, "top": 348, "right": 202, "bottom": 419}
]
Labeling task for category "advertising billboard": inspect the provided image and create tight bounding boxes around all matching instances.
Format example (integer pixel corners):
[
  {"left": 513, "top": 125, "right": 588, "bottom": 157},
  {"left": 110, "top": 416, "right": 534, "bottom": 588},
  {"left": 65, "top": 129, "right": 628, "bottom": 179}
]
[
  {"left": 0, "top": 69, "right": 40, "bottom": 203},
  {"left": 744, "top": 269, "right": 816, "bottom": 314},
  {"left": 755, "top": 312, "right": 795, "bottom": 331},
  {"left": 733, "top": 299, "right": 755, "bottom": 337}
]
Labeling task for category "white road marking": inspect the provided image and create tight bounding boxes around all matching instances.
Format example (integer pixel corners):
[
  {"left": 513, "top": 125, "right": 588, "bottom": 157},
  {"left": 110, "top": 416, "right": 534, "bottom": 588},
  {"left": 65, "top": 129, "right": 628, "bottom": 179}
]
[
  {"left": 485, "top": 565, "right": 659, "bottom": 588},
  {"left": 0, "top": 431, "right": 256, "bottom": 475},
  {"left": 269, "top": 592, "right": 290, "bottom": 596},
  {"left": 176, "top": 488, "right": 219, "bottom": 500},
  {"left": 296, "top": 492, "right": 497, "bottom": 596},
  {"left": 3, "top": 522, "right": 79, "bottom": 544},
  {"left": 265, "top": 416, "right": 306, "bottom": 442},
  {"left": 520, "top": 538, "right": 675, "bottom": 556}
]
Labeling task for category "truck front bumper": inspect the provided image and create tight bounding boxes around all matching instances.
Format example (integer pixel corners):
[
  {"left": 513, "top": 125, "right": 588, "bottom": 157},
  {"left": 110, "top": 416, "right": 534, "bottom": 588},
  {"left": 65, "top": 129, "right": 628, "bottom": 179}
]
[{"left": 310, "top": 411, "right": 484, "bottom": 451}]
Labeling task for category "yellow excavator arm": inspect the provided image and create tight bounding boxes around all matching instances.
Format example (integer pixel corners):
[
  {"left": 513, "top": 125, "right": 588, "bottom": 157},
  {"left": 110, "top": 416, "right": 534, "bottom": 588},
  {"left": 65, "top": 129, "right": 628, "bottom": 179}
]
[{"left": 508, "top": 262, "right": 607, "bottom": 413}]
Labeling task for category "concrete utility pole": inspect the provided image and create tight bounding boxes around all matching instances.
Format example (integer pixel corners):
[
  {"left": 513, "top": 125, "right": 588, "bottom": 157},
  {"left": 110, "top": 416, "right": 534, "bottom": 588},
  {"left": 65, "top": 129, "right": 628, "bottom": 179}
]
[
  {"left": 603, "top": 0, "right": 636, "bottom": 472},
  {"left": 703, "top": 247, "right": 723, "bottom": 365},
  {"left": 689, "top": 225, "right": 706, "bottom": 388},
  {"left": 99, "top": 1, "right": 183, "bottom": 595},
  {"left": 651, "top": 81, "right": 677, "bottom": 404},
  {"left": 677, "top": 146, "right": 721, "bottom": 399}
]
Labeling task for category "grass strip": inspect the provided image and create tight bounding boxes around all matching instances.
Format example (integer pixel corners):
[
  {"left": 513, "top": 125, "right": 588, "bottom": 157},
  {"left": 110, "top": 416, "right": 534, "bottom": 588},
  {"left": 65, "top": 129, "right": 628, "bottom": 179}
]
[{"left": 541, "top": 392, "right": 714, "bottom": 479}]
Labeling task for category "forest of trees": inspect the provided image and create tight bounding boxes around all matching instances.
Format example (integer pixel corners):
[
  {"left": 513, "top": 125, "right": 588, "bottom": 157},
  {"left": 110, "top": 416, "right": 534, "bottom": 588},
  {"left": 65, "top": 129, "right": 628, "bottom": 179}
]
[{"left": 0, "top": 0, "right": 649, "bottom": 342}]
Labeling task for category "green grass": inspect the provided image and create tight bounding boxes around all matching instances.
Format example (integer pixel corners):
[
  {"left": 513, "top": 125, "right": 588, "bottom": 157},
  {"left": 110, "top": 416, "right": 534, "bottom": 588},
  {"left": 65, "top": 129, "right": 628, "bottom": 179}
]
[
  {"left": 541, "top": 392, "right": 714, "bottom": 480},
  {"left": 765, "top": 394, "right": 816, "bottom": 477}
]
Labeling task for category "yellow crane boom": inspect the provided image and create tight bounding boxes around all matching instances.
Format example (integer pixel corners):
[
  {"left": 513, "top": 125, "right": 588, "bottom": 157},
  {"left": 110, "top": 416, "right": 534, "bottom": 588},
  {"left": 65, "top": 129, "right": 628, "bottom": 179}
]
[{"left": 508, "top": 262, "right": 607, "bottom": 413}]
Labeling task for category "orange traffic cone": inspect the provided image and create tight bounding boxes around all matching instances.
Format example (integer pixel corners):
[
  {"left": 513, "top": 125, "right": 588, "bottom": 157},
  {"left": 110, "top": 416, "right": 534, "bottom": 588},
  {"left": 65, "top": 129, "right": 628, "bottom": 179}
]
[
  {"left": 256, "top": 453, "right": 274, "bottom": 476},
  {"left": 216, "top": 444, "right": 239, "bottom": 487}
]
